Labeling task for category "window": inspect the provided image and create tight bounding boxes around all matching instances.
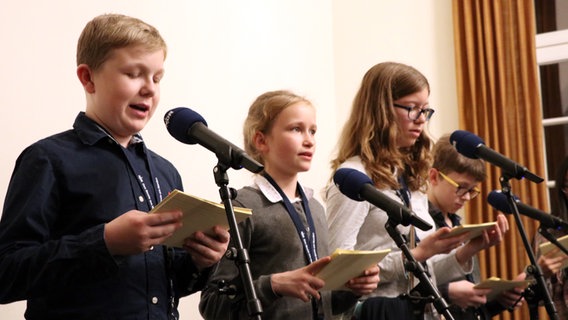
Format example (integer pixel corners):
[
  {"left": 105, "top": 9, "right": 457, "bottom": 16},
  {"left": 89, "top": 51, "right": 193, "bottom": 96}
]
[{"left": 535, "top": 0, "right": 568, "bottom": 213}]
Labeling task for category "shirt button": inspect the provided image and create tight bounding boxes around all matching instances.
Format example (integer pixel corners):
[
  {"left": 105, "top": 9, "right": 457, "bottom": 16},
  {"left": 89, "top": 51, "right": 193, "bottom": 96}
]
[
  {"left": 138, "top": 195, "right": 145, "bottom": 203},
  {"left": 152, "top": 297, "right": 158, "bottom": 304}
]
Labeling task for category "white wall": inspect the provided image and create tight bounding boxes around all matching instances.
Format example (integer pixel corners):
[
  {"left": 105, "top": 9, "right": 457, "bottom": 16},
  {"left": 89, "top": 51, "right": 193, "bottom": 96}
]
[
  {"left": 0, "top": 1, "right": 457, "bottom": 318},
  {"left": 332, "top": 1, "right": 458, "bottom": 143}
]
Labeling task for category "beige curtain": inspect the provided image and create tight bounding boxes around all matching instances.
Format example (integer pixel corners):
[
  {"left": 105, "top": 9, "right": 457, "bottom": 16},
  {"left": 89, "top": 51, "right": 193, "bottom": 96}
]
[{"left": 452, "top": 1, "right": 549, "bottom": 319}]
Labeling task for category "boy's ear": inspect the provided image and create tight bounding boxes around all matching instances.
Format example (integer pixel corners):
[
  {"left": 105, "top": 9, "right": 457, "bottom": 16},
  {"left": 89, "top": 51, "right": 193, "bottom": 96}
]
[
  {"left": 428, "top": 168, "right": 439, "bottom": 185},
  {"left": 76, "top": 64, "right": 95, "bottom": 93}
]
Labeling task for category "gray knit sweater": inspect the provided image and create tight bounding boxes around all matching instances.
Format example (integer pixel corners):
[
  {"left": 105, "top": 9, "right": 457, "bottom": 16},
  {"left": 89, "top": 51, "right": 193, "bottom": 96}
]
[{"left": 199, "top": 177, "right": 356, "bottom": 319}]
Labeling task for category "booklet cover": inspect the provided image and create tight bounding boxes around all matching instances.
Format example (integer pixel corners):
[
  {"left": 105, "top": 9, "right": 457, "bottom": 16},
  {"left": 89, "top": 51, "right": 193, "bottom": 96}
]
[
  {"left": 439, "top": 222, "right": 498, "bottom": 240},
  {"left": 316, "top": 248, "right": 391, "bottom": 291},
  {"left": 150, "top": 189, "right": 252, "bottom": 247},
  {"left": 474, "top": 277, "right": 533, "bottom": 300}
]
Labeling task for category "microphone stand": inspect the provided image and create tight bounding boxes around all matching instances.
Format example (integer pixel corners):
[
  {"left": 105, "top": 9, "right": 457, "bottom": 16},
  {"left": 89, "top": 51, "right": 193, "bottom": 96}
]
[
  {"left": 499, "top": 175, "right": 558, "bottom": 320},
  {"left": 384, "top": 219, "right": 455, "bottom": 320},
  {"left": 213, "top": 162, "right": 262, "bottom": 319}
]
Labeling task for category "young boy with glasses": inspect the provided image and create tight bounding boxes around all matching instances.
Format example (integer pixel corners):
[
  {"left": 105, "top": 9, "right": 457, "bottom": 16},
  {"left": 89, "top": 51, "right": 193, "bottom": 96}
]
[{"left": 427, "top": 133, "right": 523, "bottom": 319}]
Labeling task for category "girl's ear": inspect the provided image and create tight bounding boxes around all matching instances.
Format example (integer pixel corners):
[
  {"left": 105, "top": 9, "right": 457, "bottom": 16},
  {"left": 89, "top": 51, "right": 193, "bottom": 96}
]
[
  {"left": 77, "top": 64, "right": 96, "bottom": 93},
  {"left": 253, "top": 131, "right": 268, "bottom": 154}
]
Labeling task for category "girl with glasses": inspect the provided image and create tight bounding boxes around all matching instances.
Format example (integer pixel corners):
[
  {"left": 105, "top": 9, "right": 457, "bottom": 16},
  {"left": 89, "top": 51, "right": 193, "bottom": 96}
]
[{"left": 324, "top": 62, "right": 491, "bottom": 320}]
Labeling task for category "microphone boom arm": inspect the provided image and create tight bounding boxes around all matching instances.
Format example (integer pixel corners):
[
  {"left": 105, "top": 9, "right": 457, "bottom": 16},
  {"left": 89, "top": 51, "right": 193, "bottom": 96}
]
[
  {"left": 189, "top": 123, "right": 263, "bottom": 173},
  {"left": 537, "top": 226, "right": 568, "bottom": 259}
]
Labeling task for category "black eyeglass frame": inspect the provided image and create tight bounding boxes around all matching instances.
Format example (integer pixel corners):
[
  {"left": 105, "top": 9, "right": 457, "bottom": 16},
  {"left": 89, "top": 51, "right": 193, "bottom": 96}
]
[{"left": 393, "top": 103, "right": 435, "bottom": 121}]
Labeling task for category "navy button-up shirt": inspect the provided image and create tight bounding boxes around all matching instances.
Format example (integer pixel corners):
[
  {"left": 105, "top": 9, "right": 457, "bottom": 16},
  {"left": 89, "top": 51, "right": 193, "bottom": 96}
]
[{"left": 0, "top": 112, "right": 207, "bottom": 319}]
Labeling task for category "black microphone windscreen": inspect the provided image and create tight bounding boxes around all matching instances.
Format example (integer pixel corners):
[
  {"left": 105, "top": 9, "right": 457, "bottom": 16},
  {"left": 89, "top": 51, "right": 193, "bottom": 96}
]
[
  {"left": 164, "top": 107, "right": 208, "bottom": 145},
  {"left": 487, "top": 190, "right": 514, "bottom": 213},
  {"left": 333, "top": 168, "right": 372, "bottom": 201},
  {"left": 450, "top": 130, "right": 485, "bottom": 159}
]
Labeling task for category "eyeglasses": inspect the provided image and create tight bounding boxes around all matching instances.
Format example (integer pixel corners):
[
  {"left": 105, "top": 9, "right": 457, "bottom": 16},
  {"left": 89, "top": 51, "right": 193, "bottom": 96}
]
[
  {"left": 438, "top": 171, "right": 481, "bottom": 199},
  {"left": 393, "top": 103, "right": 435, "bottom": 121}
]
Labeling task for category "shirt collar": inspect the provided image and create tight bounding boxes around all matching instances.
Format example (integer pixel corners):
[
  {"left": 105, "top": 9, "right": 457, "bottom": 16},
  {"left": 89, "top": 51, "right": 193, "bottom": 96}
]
[
  {"left": 252, "top": 174, "right": 313, "bottom": 203},
  {"left": 428, "top": 200, "right": 462, "bottom": 228},
  {"left": 73, "top": 112, "right": 144, "bottom": 146}
]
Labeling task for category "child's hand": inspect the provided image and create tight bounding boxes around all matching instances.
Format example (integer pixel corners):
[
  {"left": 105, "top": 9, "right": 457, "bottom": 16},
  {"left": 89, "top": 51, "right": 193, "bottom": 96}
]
[
  {"left": 412, "top": 227, "right": 469, "bottom": 261},
  {"left": 538, "top": 247, "right": 568, "bottom": 277},
  {"left": 495, "top": 273, "right": 526, "bottom": 310},
  {"left": 183, "top": 225, "right": 230, "bottom": 271},
  {"left": 468, "top": 214, "right": 509, "bottom": 252},
  {"left": 345, "top": 265, "right": 380, "bottom": 295},
  {"left": 104, "top": 209, "right": 183, "bottom": 255},
  {"left": 457, "top": 214, "right": 509, "bottom": 263},
  {"left": 270, "top": 256, "right": 331, "bottom": 302},
  {"left": 448, "top": 280, "right": 490, "bottom": 309}
]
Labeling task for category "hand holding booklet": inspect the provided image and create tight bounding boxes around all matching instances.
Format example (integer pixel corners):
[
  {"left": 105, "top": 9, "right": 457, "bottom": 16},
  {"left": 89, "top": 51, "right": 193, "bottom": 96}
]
[
  {"left": 538, "top": 234, "right": 568, "bottom": 270},
  {"left": 439, "top": 222, "right": 497, "bottom": 240},
  {"left": 474, "top": 277, "right": 533, "bottom": 300},
  {"left": 315, "top": 248, "right": 391, "bottom": 291},
  {"left": 150, "top": 189, "right": 252, "bottom": 248}
]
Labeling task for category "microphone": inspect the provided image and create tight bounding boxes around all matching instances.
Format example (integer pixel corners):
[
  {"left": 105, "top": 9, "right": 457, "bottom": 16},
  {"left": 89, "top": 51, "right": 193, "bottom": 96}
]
[
  {"left": 449, "top": 130, "right": 543, "bottom": 183},
  {"left": 164, "top": 107, "right": 263, "bottom": 173},
  {"left": 487, "top": 190, "right": 568, "bottom": 230},
  {"left": 333, "top": 168, "right": 432, "bottom": 231}
]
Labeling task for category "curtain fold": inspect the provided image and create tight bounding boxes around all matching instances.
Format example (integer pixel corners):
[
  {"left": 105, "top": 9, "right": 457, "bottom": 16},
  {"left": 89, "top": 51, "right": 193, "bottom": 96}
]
[{"left": 452, "top": 1, "right": 548, "bottom": 319}]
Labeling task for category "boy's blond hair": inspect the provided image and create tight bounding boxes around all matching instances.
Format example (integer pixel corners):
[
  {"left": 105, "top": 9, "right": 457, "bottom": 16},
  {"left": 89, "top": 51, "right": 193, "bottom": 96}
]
[{"left": 76, "top": 14, "right": 167, "bottom": 71}]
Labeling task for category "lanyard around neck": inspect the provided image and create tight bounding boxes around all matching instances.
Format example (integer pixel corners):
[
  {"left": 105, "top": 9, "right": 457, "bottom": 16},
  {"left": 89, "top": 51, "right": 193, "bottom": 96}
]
[
  {"left": 121, "top": 142, "right": 163, "bottom": 210},
  {"left": 95, "top": 125, "right": 164, "bottom": 210},
  {"left": 396, "top": 175, "right": 411, "bottom": 208},
  {"left": 262, "top": 173, "right": 318, "bottom": 263}
]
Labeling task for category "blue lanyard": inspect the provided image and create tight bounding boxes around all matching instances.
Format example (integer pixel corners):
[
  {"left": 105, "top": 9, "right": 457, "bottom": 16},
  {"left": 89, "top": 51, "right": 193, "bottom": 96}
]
[
  {"left": 397, "top": 175, "right": 420, "bottom": 243},
  {"left": 262, "top": 173, "right": 318, "bottom": 263},
  {"left": 396, "top": 175, "right": 411, "bottom": 208},
  {"left": 95, "top": 125, "right": 163, "bottom": 210},
  {"left": 120, "top": 140, "right": 163, "bottom": 210}
]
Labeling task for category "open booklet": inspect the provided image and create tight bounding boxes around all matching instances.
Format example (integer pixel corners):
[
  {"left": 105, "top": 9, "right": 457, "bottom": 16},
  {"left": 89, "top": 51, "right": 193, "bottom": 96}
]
[
  {"left": 539, "top": 234, "right": 568, "bottom": 269},
  {"left": 473, "top": 277, "right": 534, "bottom": 300},
  {"left": 150, "top": 189, "right": 252, "bottom": 248},
  {"left": 439, "top": 222, "right": 497, "bottom": 240},
  {"left": 315, "top": 248, "right": 391, "bottom": 291}
]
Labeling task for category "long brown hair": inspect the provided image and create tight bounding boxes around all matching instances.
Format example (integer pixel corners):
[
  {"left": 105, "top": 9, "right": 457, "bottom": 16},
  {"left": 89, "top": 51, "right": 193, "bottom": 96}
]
[{"left": 331, "top": 62, "right": 432, "bottom": 191}]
